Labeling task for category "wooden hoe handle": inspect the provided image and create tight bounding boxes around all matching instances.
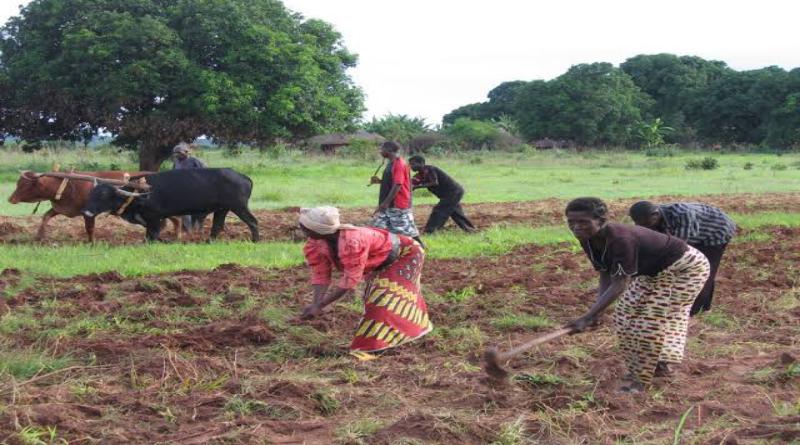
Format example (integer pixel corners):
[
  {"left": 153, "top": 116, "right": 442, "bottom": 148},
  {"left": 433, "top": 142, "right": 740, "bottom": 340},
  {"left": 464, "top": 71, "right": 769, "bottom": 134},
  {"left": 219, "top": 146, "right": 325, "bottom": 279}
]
[{"left": 494, "top": 327, "right": 573, "bottom": 363}]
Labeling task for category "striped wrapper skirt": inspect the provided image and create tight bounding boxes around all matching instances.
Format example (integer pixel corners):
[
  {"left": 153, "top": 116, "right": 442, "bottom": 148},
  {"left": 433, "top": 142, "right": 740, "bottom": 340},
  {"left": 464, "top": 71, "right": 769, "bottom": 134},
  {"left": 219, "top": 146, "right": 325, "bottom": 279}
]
[
  {"left": 351, "top": 237, "right": 432, "bottom": 352},
  {"left": 612, "top": 246, "right": 711, "bottom": 385}
]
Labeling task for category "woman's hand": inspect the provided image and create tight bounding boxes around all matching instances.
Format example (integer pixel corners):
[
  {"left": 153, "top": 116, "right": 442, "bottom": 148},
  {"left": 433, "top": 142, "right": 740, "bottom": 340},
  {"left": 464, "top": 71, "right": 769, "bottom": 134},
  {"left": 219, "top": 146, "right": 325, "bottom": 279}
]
[
  {"left": 566, "top": 316, "right": 593, "bottom": 333},
  {"left": 370, "top": 175, "right": 381, "bottom": 185},
  {"left": 373, "top": 204, "right": 388, "bottom": 216},
  {"left": 300, "top": 303, "right": 322, "bottom": 320}
]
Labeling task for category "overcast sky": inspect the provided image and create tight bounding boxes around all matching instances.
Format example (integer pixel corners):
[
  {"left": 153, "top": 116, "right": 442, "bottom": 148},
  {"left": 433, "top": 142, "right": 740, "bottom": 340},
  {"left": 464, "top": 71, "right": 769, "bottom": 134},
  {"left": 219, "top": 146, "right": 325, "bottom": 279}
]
[{"left": 3, "top": 0, "right": 800, "bottom": 124}]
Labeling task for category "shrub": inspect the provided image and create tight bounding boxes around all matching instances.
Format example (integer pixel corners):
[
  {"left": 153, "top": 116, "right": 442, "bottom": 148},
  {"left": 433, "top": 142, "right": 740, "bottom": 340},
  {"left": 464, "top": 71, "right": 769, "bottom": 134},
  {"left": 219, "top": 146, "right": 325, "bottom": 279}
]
[
  {"left": 644, "top": 146, "right": 677, "bottom": 157},
  {"left": 363, "top": 114, "right": 431, "bottom": 144},
  {"left": 407, "top": 133, "right": 449, "bottom": 153},
  {"left": 426, "top": 145, "right": 447, "bottom": 156},
  {"left": 743, "top": 162, "right": 754, "bottom": 170},
  {"left": 445, "top": 118, "right": 503, "bottom": 150},
  {"left": 338, "top": 138, "right": 379, "bottom": 160},
  {"left": 685, "top": 157, "right": 719, "bottom": 170},
  {"left": 222, "top": 144, "right": 244, "bottom": 158},
  {"left": 258, "top": 142, "right": 291, "bottom": 159}
]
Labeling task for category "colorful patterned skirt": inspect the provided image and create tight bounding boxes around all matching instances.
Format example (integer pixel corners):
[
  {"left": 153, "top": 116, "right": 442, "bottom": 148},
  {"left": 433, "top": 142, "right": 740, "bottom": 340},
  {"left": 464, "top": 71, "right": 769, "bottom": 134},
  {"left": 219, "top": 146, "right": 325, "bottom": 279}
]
[
  {"left": 612, "top": 246, "right": 710, "bottom": 385},
  {"left": 350, "top": 237, "right": 432, "bottom": 352}
]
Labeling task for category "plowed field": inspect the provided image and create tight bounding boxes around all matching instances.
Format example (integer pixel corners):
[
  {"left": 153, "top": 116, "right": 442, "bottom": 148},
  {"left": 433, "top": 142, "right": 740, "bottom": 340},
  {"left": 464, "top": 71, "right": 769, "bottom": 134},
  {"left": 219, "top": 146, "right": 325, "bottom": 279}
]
[
  {"left": 1, "top": 221, "right": 798, "bottom": 443},
  {"left": 1, "top": 192, "right": 799, "bottom": 245}
]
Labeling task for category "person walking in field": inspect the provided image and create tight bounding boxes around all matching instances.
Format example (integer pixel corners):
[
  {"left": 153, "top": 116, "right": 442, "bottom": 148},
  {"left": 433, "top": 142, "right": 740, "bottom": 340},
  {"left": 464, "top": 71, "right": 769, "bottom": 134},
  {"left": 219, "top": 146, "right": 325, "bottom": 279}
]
[
  {"left": 172, "top": 142, "right": 207, "bottom": 170},
  {"left": 629, "top": 201, "right": 736, "bottom": 316},
  {"left": 564, "top": 198, "right": 710, "bottom": 393},
  {"left": 172, "top": 142, "right": 207, "bottom": 232},
  {"left": 298, "top": 206, "right": 432, "bottom": 355},
  {"left": 369, "top": 141, "right": 424, "bottom": 246},
  {"left": 409, "top": 155, "right": 476, "bottom": 234}
]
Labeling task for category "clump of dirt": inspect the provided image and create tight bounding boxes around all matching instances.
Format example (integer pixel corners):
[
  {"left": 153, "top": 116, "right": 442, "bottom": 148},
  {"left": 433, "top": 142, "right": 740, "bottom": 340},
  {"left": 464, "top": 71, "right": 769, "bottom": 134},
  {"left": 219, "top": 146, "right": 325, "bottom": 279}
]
[
  {"left": 371, "top": 413, "right": 496, "bottom": 445},
  {"left": 0, "top": 221, "right": 23, "bottom": 237},
  {"left": 0, "top": 268, "right": 21, "bottom": 278},
  {"left": 76, "top": 270, "right": 124, "bottom": 284},
  {"left": 169, "top": 293, "right": 198, "bottom": 307},
  {"left": 172, "top": 320, "right": 275, "bottom": 350},
  {"left": 0, "top": 268, "right": 21, "bottom": 294}
]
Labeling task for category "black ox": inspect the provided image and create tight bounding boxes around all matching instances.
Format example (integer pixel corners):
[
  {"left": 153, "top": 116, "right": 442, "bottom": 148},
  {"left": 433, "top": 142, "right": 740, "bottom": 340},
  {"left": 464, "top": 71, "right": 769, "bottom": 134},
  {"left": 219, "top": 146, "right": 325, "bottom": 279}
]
[{"left": 82, "top": 168, "right": 259, "bottom": 242}]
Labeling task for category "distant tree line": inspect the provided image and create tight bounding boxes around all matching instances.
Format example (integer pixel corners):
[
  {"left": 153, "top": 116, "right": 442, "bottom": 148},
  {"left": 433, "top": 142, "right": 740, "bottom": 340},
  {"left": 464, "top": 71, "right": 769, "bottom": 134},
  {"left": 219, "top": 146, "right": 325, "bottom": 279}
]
[{"left": 443, "top": 54, "right": 800, "bottom": 149}]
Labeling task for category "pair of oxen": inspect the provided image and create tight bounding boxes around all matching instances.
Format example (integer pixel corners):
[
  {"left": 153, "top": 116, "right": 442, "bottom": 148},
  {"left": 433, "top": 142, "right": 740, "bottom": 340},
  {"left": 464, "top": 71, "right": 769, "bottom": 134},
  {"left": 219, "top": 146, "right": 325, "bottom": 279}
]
[{"left": 8, "top": 168, "right": 259, "bottom": 242}]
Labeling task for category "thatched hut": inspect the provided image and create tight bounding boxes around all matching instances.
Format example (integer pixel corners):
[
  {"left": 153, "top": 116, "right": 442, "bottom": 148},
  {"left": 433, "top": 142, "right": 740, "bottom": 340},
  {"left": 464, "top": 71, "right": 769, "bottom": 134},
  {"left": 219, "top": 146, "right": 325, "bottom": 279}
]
[{"left": 306, "top": 131, "right": 386, "bottom": 154}]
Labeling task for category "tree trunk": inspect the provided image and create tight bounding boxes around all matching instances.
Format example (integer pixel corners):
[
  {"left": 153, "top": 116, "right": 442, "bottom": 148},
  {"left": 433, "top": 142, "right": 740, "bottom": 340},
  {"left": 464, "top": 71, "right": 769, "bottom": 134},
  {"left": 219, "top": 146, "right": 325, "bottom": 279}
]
[{"left": 138, "top": 142, "right": 173, "bottom": 172}]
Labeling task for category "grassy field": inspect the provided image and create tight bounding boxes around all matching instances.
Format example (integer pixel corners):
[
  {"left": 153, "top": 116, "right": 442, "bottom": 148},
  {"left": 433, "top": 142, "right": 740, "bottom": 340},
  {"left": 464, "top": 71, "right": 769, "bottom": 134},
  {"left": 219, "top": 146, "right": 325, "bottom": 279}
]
[
  {"left": 2, "top": 211, "right": 798, "bottom": 277},
  {"left": 1, "top": 146, "right": 799, "bottom": 216},
  {"left": 1, "top": 148, "right": 799, "bottom": 443}
]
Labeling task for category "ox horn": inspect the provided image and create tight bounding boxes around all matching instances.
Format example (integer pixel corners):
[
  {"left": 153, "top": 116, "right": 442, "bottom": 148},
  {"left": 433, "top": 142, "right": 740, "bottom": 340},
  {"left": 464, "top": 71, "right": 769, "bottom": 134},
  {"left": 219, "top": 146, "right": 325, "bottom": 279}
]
[
  {"left": 19, "top": 170, "right": 41, "bottom": 178},
  {"left": 114, "top": 188, "right": 148, "bottom": 198}
]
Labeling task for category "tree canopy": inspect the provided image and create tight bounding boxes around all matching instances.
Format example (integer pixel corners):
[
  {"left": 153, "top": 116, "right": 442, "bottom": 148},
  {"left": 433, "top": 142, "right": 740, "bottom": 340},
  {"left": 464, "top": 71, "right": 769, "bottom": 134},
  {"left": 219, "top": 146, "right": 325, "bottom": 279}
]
[
  {"left": 515, "top": 63, "right": 651, "bottom": 146},
  {"left": 444, "top": 54, "right": 800, "bottom": 149},
  {"left": 362, "top": 113, "right": 431, "bottom": 144},
  {"left": 0, "top": 0, "right": 364, "bottom": 169},
  {"left": 442, "top": 81, "right": 527, "bottom": 125}
]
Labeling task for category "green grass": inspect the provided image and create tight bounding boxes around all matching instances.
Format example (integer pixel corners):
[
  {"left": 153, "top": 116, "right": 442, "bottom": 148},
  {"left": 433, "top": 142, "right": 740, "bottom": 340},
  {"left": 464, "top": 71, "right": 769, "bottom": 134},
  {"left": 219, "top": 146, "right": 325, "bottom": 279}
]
[
  {"left": 490, "top": 417, "right": 528, "bottom": 445},
  {"left": 431, "top": 325, "right": 486, "bottom": 354},
  {"left": 0, "top": 240, "right": 301, "bottom": 277},
  {"left": 730, "top": 211, "right": 800, "bottom": 229},
  {"left": 0, "top": 351, "right": 73, "bottom": 379},
  {"left": 491, "top": 312, "right": 554, "bottom": 331},
  {"left": 224, "top": 395, "right": 300, "bottom": 419},
  {"left": 335, "top": 418, "right": 385, "bottom": 444},
  {"left": 2, "top": 210, "right": 798, "bottom": 277},
  {"left": 0, "top": 224, "right": 575, "bottom": 276},
  {"left": 2, "top": 147, "right": 800, "bottom": 216},
  {"left": 699, "top": 311, "right": 737, "bottom": 329}
]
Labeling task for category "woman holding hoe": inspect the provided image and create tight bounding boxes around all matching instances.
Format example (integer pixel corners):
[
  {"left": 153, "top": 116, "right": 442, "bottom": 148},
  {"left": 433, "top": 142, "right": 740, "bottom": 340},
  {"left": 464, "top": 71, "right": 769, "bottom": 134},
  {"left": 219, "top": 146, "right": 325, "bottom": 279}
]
[
  {"left": 298, "top": 206, "right": 432, "bottom": 355},
  {"left": 564, "top": 198, "right": 710, "bottom": 392}
]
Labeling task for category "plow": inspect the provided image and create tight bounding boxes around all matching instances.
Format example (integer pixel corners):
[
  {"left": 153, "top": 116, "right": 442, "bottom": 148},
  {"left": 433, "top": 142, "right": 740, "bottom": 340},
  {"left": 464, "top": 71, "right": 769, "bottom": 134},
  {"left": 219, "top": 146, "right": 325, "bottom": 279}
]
[{"left": 27, "top": 171, "right": 153, "bottom": 190}]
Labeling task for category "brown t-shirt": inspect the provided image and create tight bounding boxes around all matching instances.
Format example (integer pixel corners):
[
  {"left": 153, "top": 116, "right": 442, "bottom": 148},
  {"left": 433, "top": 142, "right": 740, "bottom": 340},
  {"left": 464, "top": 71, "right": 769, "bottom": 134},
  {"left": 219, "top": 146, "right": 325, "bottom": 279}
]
[{"left": 580, "top": 223, "right": 688, "bottom": 277}]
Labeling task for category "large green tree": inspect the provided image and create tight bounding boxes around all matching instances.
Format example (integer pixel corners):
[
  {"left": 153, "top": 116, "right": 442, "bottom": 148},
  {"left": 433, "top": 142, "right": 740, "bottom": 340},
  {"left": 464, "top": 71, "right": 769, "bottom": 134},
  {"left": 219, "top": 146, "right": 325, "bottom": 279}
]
[
  {"left": 442, "top": 80, "right": 527, "bottom": 125},
  {"left": 515, "top": 63, "right": 651, "bottom": 146},
  {"left": 0, "top": 0, "right": 364, "bottom": 169},
  {"left": 693, "top": 67, "right": 793, "bottom": 144},
  {"left": 765, "top": 68, "right": 800, "bottom": 148},
  {"left": 362, "top": 113, "right": 431, "bottom": 144},
  {"left": 620, "top": 54, "right": 730, "bottom": 142}
]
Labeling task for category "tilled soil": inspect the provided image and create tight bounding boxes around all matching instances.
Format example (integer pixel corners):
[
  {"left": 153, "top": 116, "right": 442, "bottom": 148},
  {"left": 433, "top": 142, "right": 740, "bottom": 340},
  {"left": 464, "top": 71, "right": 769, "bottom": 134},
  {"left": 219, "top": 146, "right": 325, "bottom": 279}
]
[
  {"left": 2, "top": 192, "right": 799, "bottom": 245},
  {"left": 1, "top": 226, "right": 798, "bottom": 443}
]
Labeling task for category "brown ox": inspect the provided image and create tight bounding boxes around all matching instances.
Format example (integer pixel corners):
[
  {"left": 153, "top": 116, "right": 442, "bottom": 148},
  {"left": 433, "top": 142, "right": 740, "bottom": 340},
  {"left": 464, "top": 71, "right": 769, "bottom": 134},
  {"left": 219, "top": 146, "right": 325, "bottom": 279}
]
[{"left": 8, "top": 171, "right": 180, "bottom": 242}]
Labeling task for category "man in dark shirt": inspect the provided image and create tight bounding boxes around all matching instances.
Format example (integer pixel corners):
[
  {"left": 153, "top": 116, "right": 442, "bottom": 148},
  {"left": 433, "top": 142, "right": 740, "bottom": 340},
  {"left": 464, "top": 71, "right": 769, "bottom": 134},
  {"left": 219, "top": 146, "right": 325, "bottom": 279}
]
[
  {"left": 172, "top": 143, "right": 207, "bottom": 232},
  {"left": 409, "top": 156, "right": 476, "bottom": 234},
  {"left": 629, "top": 201, "right": 737, "bottom": 316},
  {"left": 173, "top": 143, "right": 207, "bottom": 170}
]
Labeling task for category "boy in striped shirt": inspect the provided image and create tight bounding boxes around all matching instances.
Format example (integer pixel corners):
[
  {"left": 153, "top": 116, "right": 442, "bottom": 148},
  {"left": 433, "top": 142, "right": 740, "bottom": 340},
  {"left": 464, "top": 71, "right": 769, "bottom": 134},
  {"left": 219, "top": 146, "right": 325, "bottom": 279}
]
[{"left": 629, "top": 201, "right": 737, "bottom": 316}]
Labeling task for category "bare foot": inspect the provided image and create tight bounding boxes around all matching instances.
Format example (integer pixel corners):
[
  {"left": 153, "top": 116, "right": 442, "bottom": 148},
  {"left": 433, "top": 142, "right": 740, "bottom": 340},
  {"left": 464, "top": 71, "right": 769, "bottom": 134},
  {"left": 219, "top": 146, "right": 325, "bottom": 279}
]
[
  {"left": 617, "top": 381, "right": 645, "bottom": 393},
  {"left": 654, "top": 361, "right": 673, "bottom": 377}
]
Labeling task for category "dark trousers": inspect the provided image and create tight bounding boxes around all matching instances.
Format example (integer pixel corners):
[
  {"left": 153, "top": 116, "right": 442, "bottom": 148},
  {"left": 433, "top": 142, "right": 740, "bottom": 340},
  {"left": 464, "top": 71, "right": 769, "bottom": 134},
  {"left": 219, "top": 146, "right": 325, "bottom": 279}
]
[
  {"left": 690, "top": 243, "right": 727, "bottom": 316},
  {"left": 424, "top": 190, "right": 476, "bottom": 234},
  {"left": 181, "top": 214, "right": 207, "bottom": 233}
]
